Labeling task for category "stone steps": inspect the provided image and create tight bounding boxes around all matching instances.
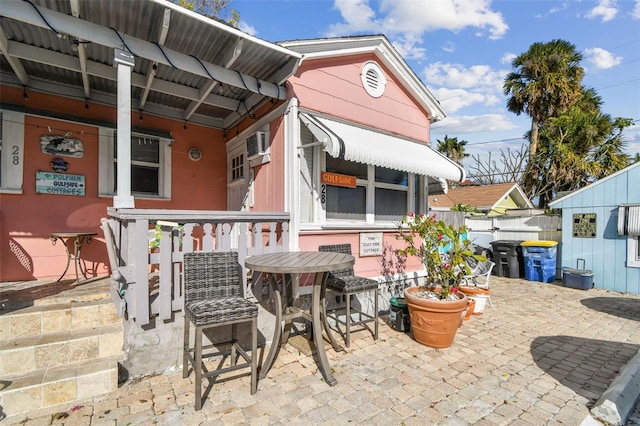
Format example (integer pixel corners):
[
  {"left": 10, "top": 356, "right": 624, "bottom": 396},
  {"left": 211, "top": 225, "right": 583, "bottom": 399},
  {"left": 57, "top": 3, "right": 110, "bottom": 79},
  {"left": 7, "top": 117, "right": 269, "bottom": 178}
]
[{"left": 0, "top": 287, "right": 124, "bottom": 419}]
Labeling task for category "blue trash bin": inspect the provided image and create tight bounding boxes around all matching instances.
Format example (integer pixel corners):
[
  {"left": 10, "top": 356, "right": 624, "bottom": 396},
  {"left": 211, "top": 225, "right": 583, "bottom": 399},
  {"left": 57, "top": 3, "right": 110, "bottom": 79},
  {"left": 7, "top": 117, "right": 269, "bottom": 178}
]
[{"left": 521, "top": 241, "right": 558, "bottom": 283}]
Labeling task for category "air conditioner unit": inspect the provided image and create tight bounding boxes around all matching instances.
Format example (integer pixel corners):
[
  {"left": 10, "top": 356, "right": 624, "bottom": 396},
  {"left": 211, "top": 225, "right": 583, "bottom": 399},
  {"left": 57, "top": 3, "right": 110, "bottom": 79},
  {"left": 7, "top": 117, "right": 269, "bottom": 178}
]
[{"left": 246, "top": 131, "right": 267, "bottom": 160}]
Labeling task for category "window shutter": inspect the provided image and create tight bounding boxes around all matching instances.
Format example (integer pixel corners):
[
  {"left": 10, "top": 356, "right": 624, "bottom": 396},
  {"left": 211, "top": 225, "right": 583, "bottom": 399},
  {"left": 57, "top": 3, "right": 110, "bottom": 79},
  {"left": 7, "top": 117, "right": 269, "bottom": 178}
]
[{"left": 618, "top": 205, "right": 640, "bottom": 236}]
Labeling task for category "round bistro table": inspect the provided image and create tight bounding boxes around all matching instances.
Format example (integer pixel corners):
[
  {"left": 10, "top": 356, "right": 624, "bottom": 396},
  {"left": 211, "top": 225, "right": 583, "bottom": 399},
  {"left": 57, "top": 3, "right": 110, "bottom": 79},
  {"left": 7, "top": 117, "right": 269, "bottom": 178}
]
[{"left": 245, "top": 251, "right": 355, "bottom": 386}]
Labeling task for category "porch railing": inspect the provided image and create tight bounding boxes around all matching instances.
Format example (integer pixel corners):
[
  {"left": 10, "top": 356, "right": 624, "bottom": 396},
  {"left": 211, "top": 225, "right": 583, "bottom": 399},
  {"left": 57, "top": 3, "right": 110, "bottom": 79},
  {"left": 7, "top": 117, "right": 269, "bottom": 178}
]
[{"left": 100, "top": 207, "right": 290, "bottom": 326}]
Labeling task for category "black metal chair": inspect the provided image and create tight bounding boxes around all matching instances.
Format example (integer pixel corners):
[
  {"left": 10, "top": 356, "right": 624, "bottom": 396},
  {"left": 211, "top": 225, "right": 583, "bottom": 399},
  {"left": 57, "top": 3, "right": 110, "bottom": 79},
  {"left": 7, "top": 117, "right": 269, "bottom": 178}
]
[
  {"left": 182, "top": 251, "right": 258, "bottom": 410},
  {"left": 318, "top": 244, "right": 379, "bottom": 348}
]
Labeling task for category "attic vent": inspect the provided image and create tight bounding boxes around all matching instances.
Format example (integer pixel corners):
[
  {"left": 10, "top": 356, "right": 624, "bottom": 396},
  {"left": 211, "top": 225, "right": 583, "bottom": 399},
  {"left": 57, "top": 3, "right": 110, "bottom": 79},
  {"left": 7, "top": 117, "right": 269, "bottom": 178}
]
[{"left": 361, "top": 61, "right": 386, "bottom": 98}]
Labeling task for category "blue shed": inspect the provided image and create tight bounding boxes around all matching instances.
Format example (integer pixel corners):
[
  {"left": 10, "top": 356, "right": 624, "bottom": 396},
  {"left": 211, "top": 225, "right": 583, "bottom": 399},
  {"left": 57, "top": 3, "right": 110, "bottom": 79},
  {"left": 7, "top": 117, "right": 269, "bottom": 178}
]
[{"left": 548, "top": 162, "right": 640, "bottom": 294}]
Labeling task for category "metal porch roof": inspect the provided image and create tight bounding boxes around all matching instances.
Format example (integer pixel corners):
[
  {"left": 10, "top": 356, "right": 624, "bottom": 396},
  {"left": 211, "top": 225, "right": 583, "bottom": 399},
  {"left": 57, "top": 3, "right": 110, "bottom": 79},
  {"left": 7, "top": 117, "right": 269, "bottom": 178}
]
[{"left": 0, "top": 0, "right": 302, "bottom": 129}]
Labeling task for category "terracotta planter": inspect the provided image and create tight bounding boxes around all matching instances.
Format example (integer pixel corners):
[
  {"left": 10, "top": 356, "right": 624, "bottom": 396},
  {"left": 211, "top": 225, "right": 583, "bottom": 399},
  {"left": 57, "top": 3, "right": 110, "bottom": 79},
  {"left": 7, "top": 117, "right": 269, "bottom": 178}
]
[
  {"left": 459, "top": 287, "right": 491, "bottom": 315},
  {"left": 464, "top": 298, "right": 476, "bottom": 320},
  {"left": 404, "top": 287, "right": 468, "bottom": 349}
]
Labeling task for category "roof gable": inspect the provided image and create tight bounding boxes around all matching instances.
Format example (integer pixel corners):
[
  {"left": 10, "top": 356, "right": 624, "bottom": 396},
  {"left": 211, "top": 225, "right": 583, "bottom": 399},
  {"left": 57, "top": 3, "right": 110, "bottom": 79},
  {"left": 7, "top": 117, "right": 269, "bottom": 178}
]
[
  {"left": 279, "top": 35, "right": 446, "bottom": 123},
  {"left": 429, "top": 182, "right": 533, "bottom": 211},
  {"left": 549, "top": 162, "right": 640, "bottom": 207}
]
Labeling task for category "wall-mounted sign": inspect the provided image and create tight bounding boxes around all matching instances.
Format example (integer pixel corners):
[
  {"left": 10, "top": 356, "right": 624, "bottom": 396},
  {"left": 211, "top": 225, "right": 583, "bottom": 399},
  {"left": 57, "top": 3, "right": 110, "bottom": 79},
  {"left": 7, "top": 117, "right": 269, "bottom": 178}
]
[
  {"left": 36, "top": 171, "right": 85, "bottom": 196},
  {"left": 40, "top": 134, "right": 84, "bottom": 158},
  {"left": 50, "top": 157, "right": 69, "bottom": 173},
  {"left": 360, "top": 232, "right": 383, "bottom": 257},
  {"left": 573, "top": 213, "right": 597, "bottom": 238},
  {"left": 321, "top": 171, "right": 356, "bottom": 188}
]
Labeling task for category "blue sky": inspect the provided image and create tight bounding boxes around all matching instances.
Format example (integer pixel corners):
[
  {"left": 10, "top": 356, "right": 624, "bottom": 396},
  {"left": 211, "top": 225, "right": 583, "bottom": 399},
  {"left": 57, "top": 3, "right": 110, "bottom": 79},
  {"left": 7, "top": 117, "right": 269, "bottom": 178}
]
[{"left": 230, "top": 0, "right": 640, "bottom": 169}]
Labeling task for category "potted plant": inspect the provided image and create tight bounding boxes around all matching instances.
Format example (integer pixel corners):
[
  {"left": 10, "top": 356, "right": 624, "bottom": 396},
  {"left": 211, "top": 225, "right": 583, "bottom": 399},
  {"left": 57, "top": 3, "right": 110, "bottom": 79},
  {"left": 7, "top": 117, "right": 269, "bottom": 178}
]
[{"left": 397, "top": 213, "right": 484, "bottom": 348}]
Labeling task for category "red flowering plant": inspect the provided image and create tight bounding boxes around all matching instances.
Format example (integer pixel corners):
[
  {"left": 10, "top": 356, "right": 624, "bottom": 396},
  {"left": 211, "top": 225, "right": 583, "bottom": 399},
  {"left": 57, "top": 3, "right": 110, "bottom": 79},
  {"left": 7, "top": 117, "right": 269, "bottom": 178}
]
[{"left": 397, "top": 213, "right": 484, "bottom": 300}]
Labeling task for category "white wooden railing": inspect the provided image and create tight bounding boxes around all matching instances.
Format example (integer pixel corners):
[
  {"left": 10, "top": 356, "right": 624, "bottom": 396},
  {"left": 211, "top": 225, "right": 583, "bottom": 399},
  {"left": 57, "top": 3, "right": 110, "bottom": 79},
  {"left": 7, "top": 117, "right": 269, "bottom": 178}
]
[{"left": 100, "top": 207, "right": 290, "bottom": 326}]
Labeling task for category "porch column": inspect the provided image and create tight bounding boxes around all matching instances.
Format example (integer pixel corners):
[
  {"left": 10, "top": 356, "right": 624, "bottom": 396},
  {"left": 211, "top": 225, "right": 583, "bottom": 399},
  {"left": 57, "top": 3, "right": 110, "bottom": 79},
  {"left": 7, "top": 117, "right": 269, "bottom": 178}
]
[
  {"left": 285, "top": 98, "right": 299, "bottom": 251},
  {"left": 113, "top": 49, "right": 135, "bottom": 208}
]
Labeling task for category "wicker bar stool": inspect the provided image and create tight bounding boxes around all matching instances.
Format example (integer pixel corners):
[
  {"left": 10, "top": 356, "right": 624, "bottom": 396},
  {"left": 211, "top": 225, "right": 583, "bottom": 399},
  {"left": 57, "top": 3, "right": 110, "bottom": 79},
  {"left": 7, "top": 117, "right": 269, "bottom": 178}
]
[
  {"left": 319, "top": 244, "right": 379, "bottom": 348},
  {"left": 182, "top": 251, "right": 258, "bottom": 410}
]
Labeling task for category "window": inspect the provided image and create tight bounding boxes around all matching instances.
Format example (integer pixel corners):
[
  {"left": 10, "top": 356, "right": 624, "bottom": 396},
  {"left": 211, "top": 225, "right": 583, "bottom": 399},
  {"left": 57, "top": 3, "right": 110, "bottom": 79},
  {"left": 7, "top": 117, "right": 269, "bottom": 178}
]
[
  {"left": 629, "top": 237, "right": 640, "bottom": 268},
  {"left": 325, "top": 156, "right": 367, "bottom": 221},
  {"left": 323, "top": 156, "right": 411, "bottom": 223},
  {"left": 618, "top": 205, "right": 640, "bottom": 268},
  {"left": 231, "top": 153, "right": 244, "bottom": 181},
  {"left": 99, "top": 129, "right": 171, "bottom": 198}
]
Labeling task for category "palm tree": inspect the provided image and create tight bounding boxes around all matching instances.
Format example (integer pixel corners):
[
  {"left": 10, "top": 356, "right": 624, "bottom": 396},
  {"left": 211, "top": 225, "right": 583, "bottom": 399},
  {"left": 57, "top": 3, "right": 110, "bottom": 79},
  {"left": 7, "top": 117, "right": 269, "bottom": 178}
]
[
  {"left": 436, "top": 135, "right": 469, "bottom": 166},
  {"left": 503, "top": 39, "right": 585, "bottom": 161},
  {"left": 530, "top": 88, "right": 632, "bottom": 207}
]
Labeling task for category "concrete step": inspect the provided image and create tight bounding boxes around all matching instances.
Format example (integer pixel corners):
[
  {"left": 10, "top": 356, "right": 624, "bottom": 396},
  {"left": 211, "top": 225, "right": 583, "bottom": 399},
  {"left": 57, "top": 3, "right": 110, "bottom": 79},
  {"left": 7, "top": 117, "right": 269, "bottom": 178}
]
[
  {"left": 0, "top": 322, "right": 124, "bottom": 375},
  {"left": 0, "top": 297, "right": 121, "bottom": 340},
  {"left": 0, "top": 292, "right": 124, "bottom": 419},
  {"left": 0, "top": 355, "right": 121, "bottom": 418}
]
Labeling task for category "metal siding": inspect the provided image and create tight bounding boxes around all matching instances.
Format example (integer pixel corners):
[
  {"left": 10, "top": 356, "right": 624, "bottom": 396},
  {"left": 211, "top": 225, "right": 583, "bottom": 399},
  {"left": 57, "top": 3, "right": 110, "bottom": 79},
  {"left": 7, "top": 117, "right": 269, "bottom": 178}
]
[
  {"left": 629, "top": 167, "right": 640, "bottom": 203},
  {"left": 550, "top": 165, "right": 640, "bottom": 294}
]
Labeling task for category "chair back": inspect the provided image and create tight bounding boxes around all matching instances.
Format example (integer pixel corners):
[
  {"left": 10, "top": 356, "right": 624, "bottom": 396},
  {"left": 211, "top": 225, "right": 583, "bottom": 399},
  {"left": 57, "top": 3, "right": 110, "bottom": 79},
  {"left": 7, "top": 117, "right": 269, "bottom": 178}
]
[
  {"left": 183, "top": 251, "right": 242, "bottom": 304},
  {"left": 476, "top": 260, "right": 495, "bottom": 277},
  {"left": 318, "top": 244, "right": 355, "bottom": 278}
]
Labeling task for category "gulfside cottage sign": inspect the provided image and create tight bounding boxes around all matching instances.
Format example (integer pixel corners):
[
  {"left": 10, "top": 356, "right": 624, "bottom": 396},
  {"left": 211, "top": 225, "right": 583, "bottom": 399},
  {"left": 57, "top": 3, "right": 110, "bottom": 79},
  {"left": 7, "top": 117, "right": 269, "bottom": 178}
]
[
  {"left": 35, "top": 171, "right": 85, "bottom": 196},
  {"left": 321, "top": 171, "right": 356, "bottom": 188}
]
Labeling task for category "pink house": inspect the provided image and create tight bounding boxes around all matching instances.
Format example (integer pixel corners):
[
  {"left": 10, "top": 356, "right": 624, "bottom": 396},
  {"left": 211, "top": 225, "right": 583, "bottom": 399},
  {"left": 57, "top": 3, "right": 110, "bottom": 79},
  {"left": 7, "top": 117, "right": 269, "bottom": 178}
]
[
  {"left": 274, "top": 36, "right": 465, "bottom": 279},
  {"left": 1, "top": 0, "right": 464, "bottom": 376}
]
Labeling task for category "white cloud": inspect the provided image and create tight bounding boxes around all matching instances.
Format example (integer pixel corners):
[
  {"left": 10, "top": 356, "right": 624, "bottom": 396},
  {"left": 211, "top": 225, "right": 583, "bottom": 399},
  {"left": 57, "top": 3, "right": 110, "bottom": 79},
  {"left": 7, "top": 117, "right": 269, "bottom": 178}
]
[
  {"left": 501, "top": 52, "right": 516, "bottom": 65},
  {"left": 442, "top": 42, "right": 456, "bottom": 53},
  {"left": 238, "top": 22, "right": 257, "bottom": 36},
  {"left": 327, "top": 0, "right": 509, "bottom": 40},
  {"left": 326, "top": 0, "right": 379, "bottom": 36},
  {"left": 633, "top": 0, "right": 640, "bottom": 19},
  {"left": 624, "top": 124, "right": 640, "bottom": 158},
  {"left": 584, "top": 47, "right": 623, "bottom": 69},
  {"left": 431, "top": 114, "right": 520, "bottom": 134},
  {"left": 423, "top": 62, "right": 506, "bottom": 90},
  {"left": 585, "top": 0, "right": 619, "bottom": 22},
  {"left": 548, "top": 2, "right": 571, "bottom": 15},
  {"left": 431, "top": 88, "right": 489, "bottom": 113},
  {"left": 392, "top": 34, "right": 427, "bottom": 60}
]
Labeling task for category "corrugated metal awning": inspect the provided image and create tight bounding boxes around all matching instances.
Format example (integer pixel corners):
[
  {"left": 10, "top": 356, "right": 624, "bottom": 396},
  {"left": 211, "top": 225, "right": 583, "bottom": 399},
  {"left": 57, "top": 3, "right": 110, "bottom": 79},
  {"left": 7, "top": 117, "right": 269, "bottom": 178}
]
[{"left": 299, "top": 113, "right": 466, "bottom": 182}]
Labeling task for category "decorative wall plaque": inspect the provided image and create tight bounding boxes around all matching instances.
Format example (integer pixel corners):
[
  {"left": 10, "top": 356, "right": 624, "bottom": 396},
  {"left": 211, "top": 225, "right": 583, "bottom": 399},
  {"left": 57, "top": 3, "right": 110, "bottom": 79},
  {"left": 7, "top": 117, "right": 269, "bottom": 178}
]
[
  {"left": 40, "top": 134, "right": 84, "bottom": 158},
  {"left": 572, "top": 213, "right": 597, "bottom": 238}
]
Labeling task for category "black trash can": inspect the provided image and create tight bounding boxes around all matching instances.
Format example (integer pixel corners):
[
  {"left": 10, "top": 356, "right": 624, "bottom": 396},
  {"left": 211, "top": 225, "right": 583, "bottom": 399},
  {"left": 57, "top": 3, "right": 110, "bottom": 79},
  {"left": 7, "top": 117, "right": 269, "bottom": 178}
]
[
  {"left": 490, "top": 240, "right": 524, "bottom": 278},
  {"left": 389, "top": 297, "right": 410, "bottom": 332}
]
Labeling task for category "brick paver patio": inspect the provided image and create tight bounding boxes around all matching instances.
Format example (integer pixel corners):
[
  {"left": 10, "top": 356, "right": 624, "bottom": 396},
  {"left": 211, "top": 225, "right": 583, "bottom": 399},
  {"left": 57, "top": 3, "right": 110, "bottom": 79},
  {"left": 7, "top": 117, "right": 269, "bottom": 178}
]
[{"left": 3, "top": 276, "right": 640, "bottom": 425}]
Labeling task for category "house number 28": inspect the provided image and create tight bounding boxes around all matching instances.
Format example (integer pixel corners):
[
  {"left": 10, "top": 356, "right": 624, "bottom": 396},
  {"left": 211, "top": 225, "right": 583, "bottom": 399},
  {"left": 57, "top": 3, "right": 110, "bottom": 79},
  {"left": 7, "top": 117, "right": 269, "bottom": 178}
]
[
  {"left": 12, "top": 145, "right": 21, "bottom": 165},
  {"left": 321, "top": 184, "right": 326, "bottom": 205}
]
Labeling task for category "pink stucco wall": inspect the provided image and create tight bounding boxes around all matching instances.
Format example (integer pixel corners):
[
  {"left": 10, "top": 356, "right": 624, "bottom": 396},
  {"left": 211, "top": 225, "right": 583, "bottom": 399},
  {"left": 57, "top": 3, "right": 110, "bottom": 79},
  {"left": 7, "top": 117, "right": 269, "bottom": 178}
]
[
  {"left": 289, "top": 54, "right": 432, "bottom": 142},
  {"left": 0, "top": 86, "right": 228, "bottom": 281},
  {"left": 282, "top": 53, "right": 432, "bottom": 278}
]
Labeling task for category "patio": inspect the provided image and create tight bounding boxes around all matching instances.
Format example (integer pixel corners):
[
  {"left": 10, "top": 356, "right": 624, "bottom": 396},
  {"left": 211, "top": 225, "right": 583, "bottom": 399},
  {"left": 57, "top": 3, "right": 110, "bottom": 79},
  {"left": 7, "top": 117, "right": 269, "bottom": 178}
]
[{"left": 2, "top": 276, "right": 640, "bottom": 425}]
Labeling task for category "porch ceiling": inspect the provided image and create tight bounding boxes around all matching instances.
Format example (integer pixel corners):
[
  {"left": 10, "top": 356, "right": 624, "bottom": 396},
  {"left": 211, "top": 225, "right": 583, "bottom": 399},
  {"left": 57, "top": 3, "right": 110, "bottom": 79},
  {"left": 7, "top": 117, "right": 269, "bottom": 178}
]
[{"left": 0, "top": 0, "right": 302, "bottom": 130}]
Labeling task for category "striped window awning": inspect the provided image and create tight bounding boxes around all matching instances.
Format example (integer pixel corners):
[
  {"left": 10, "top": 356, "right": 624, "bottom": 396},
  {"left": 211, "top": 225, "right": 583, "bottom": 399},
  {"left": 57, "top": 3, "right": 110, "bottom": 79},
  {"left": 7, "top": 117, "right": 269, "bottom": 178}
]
[
  {"left": 299, "top": 113, "right": 466, "bottom": 183},
  {"left": 617, "top": 204, "right": 640, "bottom": 236}
]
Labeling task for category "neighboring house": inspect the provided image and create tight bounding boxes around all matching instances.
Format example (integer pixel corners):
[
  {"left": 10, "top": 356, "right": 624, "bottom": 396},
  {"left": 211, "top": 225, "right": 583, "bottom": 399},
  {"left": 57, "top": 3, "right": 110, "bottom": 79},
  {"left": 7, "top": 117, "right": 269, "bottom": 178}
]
[
  {"left": 0, "top": 0, "right": 463, "bottom": 283},
  {"left": 428, "top": 182, "right": 533, "bottom": 215},
  {"left": 549, "top": 162, "right": 640, "bottom": 295}
]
